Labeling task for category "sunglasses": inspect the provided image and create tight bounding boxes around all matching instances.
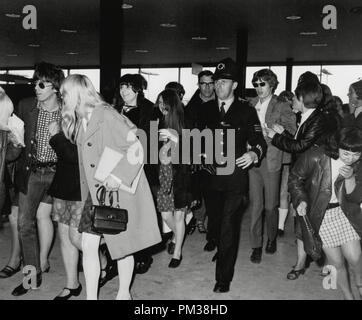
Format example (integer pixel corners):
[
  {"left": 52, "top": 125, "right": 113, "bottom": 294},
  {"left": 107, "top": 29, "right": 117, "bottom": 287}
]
[
  {"left": 199, "top": 82, "right": 214, "bottom": 87},
  {"left": 252, "top": 81, "right": 266, "bottom": 88},
  {"left": 35, "top": 81, "right": 53, "bottom": 89}
]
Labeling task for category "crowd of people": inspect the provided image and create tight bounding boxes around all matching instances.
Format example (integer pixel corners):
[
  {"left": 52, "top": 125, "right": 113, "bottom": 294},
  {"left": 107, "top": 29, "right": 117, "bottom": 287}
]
[{"left": 1, "top": 58, "right": 362, "bottom": 300}]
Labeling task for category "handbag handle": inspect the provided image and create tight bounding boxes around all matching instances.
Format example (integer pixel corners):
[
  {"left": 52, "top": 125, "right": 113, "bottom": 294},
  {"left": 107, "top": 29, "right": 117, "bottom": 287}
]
[
  {"left": 302, "top": 215, "right": 315, "bottom": 235},
  {"left": 96, "top": 186, "right": 119, "bottom": 207}
]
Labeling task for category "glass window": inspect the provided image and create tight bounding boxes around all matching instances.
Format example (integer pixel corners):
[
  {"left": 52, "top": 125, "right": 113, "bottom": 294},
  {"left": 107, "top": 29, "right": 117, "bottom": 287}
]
[
  {"left": 291, "top": 66, "right": 321, "bottom": 92},
  {"left": 69, "top": 69, "right": 100, "bottom": 92},
  {"left": 121, "top": 68, "right": 140, "bottom": 76},
  {"left": 180, "top": 68, "right": 198, "bottom": 104},
  {"left": 8, "top": 70, "right": 34, "bottom": 79},
  {"left": 0, "top": 70, "right": 6, "bottom": 84},
  {"left": 140, "top": 68, "right": 179, "bottom": 103},
  {"left": 320, "top": 65, "right": 362, "bottom": 103},
  {"left": 270, "top": 66, "right": 286, "bottom": 95}
]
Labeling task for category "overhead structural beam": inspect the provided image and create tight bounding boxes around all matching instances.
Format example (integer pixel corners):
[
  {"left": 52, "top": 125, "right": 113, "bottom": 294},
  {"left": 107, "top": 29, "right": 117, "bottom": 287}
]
[
  {"left": 236, "top": 29, "right": 248, "bottom": 98},
  {"left": 99, "top": 0, "right": 122, "bottom": 103}
]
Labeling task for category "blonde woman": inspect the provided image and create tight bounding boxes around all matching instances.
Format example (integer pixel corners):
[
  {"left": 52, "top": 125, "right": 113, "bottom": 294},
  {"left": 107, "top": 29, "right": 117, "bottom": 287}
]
[{"left": 60, "top": 74, "right": 161, "bottom": 300}]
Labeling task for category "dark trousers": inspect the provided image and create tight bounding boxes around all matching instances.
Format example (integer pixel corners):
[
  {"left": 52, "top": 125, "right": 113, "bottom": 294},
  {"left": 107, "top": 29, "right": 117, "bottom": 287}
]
[
  {"left": 248, "top": 160, "right": 280, "bottom": 248},
  {"left": 204, "top": 188, "right": 245, "bottom": 284},
  {"left": 18, "top": 168, "right": 54, "bottom": 274}
]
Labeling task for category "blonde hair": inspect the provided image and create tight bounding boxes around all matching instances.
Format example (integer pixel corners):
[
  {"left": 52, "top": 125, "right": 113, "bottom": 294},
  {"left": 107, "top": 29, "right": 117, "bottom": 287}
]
[
  {"left": 0, "top": 87, "right": 14, "bottom": 127},
  {"left": 60, "top": 74, "right": 106, "bottom": 143}
]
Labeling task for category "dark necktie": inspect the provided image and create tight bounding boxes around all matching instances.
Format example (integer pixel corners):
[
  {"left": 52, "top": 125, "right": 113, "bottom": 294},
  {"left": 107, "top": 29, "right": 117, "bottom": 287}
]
[{"left": 220, "top": 102, "right": 226, "bottom": 120}]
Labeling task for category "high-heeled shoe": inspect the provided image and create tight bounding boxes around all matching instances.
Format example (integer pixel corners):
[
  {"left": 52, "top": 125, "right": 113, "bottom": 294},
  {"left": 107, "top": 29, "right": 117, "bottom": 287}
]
[
  {"left": 42, "top": 264, "right": 50, "bottom": 273},
  {"left": 53, "top": 284, "right": 82, "bottom": 300},
  {"left": 168, "top": 255, "right": 182, "bottom": 268},
  {"left": 99, "top": 261, "right": 118, "bottom": 288},
  {"left": 287, "top": 268, "right": 306, "bottom": 280}
]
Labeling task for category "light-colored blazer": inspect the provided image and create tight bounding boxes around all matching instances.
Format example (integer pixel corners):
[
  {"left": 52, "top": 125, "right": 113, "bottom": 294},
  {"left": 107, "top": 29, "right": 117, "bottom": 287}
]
[
  {"left": 77, "top": 104, "right": 161, "bottom": 259},
  {"left": 250, "top": 95, "right": 296, "bottom": 172}
]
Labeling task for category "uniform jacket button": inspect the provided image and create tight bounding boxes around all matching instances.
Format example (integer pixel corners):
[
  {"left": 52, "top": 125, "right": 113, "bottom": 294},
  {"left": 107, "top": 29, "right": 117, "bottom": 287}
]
[
  {"left": 90, "top": 164, "right": 95, "bottom": 168},
  {"left": 87, "top": 142, "right": 92, "bottom": 146},
  {"left": 26, "top": 166, "right": 29, "bottom": 170}
]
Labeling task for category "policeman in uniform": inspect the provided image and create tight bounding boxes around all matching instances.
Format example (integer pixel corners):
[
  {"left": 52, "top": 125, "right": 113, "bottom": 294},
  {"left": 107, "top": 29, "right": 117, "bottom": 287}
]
[{"left": 198, "top": 57, "right": 267, "bottom": 293}]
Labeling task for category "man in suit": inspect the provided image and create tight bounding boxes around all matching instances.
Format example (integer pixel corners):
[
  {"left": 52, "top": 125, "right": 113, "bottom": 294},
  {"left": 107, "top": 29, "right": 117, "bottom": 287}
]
[
  {"left": 198, "top": 58, "right": 267, "bottom": 293},
  {"left": 248, "top": 69, "right": 296, "bottom": 264},
  {"left": 10, "top": 62, "right": 65, "bottom": 296}
]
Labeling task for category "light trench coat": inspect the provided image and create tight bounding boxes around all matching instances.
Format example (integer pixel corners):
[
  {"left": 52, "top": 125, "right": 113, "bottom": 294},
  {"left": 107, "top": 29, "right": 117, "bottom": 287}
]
[{"left": 77, "top": 103, "right": 161, "bottom": 259}]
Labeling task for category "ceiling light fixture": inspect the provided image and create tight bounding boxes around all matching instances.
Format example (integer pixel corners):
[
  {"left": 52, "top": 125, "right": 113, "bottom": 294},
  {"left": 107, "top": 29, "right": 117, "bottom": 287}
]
[
  {"left": 216, "top": 47, "right": 230, "bottom": 50},
  {"left": 192, "top": 36, "right": 207, "bottom": 40},
  {"left": 312, "top": 43, "right": 328, "bottom": 47},
  {"left": 299, "top": 31, "right": 317, "bottom": 36},
  {"left": 160, "top": 23, "right": 177, "bottom": 28},
  {"left": 135, "top": 50, "right": 149, "bottom": 53},
  {"left": 60, "top": 29, "right": 78, "bottom": 33},
  {"left": 286, "top": 15, "right": 302, "bottom": 20},
  {"left": 5, "top": 13, "right": 20, "bottom": 18},
  {"left": 65, "top": 52, "right": 79, "bottom": 55},
  {"left": 350, "top": 6, "right": 362, "bottom": 14},
  {"left": 6, "top": 54, "right": 18, "bottom": 57},
  {"left": 28, "top": 44, "right": 40, "bottom": 47},
  {"left": 122, "top": 4, "right": 133, "bottom": 9}
]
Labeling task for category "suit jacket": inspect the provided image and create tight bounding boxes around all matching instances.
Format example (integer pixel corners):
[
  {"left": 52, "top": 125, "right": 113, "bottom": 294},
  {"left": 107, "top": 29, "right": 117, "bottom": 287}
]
[
  {"left": 9, "top": 97, "right": 40, "bottom": 194},
  {"left": 77, "top": 104, "right": 161, "bottom": 259},
  {"left": 198, "top": 97, "right": 267, "bottom": 192},
  {"left": 250, "top": 95, "right": 296, "bottom": 172}
]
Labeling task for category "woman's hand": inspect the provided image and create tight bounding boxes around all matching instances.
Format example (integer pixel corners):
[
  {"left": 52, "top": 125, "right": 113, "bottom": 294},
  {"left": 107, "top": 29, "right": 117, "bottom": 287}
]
[
  {"left": 296, "top": 201, "right": 307, "bottom": 216},
  {"left": 159, "top": 129, "right": 178, "bottom": 143},
  {"left": 339, "top": 165, "right": 354, "bottom": 179},
  {"left": 236, "top": 151, "right": 257, "bottom": 169},
  {"left": 48, "top": 120, "right": 60, "bottom": 137},
  {"left": 103, "top": 175, "right": 121, "bottom": 191}
]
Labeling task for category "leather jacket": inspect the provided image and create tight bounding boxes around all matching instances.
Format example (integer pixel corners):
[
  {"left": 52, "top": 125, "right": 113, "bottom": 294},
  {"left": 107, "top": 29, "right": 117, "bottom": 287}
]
[{"left": 289, "top": 145, "right": 362, "bottom": 237}]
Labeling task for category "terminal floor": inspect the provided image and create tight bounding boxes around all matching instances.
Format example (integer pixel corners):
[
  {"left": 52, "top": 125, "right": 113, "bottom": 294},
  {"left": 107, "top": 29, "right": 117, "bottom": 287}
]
[{"left": 0, "top": 210, "right": 350, "bottom": 300}]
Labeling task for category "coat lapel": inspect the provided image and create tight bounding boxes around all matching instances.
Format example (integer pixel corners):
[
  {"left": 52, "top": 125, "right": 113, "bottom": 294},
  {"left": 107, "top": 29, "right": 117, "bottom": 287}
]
[
  {"left": 265, "top": 95, "right": 277, "bottom": 124},
  {"left": 84, "top": 106, "right": 104, "bottom": 142}
]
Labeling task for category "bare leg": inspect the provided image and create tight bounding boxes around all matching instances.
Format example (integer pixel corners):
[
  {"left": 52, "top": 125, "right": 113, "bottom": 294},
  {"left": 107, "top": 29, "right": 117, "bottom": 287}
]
[
  {"left": 295, "top": 239, "right": 307, "bottom": 270},
  {"left": 56, "top": 223, "right": 81, "bottom": 297},
  {"left": 341, "top": 240, "right": 362, "bottom": 298},
  {"left": 162, "top": 211, "right": 176, "bottom": 244},
  {"left": 324, "top": 246, "right": 353, "bottom": 300},
  {"left": 6, "top": 206, "right": 22, "bottom": 268},
  {"left": 115, "top": 255, "right": 134, "bottom": 300},
  {"left": 173, "top": 210, "right": 185, "bottom": 259},
  {"left": 82, "top": 232, "right": 101, "bottom": 300},
  {"left": 36, "top": 202, "right": 54, "bottom": 271}
]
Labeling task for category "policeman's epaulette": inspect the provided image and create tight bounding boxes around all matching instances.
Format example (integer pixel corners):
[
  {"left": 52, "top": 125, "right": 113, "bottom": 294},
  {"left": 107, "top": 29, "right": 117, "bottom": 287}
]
[{"left": 254, "top": 124, "right": 262, "bottom": 132}]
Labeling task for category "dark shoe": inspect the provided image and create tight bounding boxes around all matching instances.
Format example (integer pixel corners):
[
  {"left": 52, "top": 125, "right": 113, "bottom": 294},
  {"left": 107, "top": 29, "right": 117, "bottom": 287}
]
[
  {"left": 213, "top": 282, "right": 230, "bottom": 293},
  {"left": 0, "top": 264, "right": 21, "bottom": 279},
  {"left": 11, "top": 273, "right": 42, "bottom": 296},
  {"left": 265, "top": 239, "right": 277, "bottom": 254},
  {"left": 135, "top": 257, "right": 153, "bottom": 274},
  {"left": 54, "top": 284, "right": 82, "bottom": 300},
  {"left": 287, "top": 268, "right": 306, "bottom": 280},
  {"left": 99, "top": 261, "right": 118, "bottom": 288},
  {"left": 277, "top": 229, "right": 284, "bottom": 237},
  {"left": 168, "top": 256, "right": 182, "bottom": 268},
  {"left": 167, "top": 241, "right": 175, "bottom": 255},
  {"left": 212, "top": 252, "right": 218, "bottom": 262},
  {"left": 204, "top": 240, "right": 216, "bottom": 252},
  {"left": 250, "top": 247, "right": 262, "bottom": 264}
]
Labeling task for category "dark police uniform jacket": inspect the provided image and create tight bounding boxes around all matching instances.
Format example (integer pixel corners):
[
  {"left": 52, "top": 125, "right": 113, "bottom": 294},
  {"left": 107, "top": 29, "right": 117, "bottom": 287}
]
[{"left": 198, "top": 98, "right": 267, "bottom": 192}]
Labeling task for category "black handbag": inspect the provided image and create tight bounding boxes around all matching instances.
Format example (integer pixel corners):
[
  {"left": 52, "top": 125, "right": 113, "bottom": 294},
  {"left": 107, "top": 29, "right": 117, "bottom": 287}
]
[
  {"left": 298, "top": 215, "right": 323, "bottom": 261},
  {"left": 90, "top": 186, "right": 128, "bottom": 235}
]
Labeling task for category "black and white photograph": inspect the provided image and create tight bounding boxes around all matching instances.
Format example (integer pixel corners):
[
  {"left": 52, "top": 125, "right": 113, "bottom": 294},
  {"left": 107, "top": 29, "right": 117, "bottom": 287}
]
[{"left": 1, "top": 0, "right": 362, "bottom": 303}]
